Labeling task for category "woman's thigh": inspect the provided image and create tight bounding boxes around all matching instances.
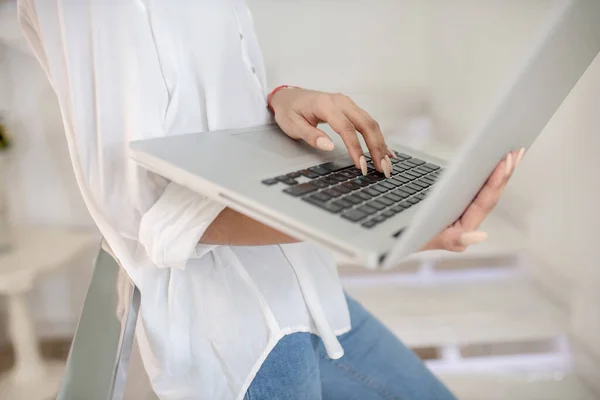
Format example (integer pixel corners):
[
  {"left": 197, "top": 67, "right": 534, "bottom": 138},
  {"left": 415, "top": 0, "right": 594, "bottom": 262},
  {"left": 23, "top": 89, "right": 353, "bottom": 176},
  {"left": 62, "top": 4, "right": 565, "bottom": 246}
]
[
  {"left": 246, "top": 295, "right": 457, "bottom": 400},
  {"left": 245, "top": 332, "right": 322, "bottom": 400},
  {"left": 317, "top": 295, "right": 458, "bottom": 400}
]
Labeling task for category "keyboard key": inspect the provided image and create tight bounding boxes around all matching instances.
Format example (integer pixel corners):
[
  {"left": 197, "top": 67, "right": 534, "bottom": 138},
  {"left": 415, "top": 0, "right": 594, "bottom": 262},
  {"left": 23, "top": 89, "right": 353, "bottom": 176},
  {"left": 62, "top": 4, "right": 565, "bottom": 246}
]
[
  {"left": 322, "top": 176, "right": 340, "bottom": 185},
  {"left": 368, "top": 200, "right": 386, "bottom": 211},
  {"left": 408, "top": 158, "right": 426, "bottom": 166},
  {"left": 366, "top": 171, "right": 385, "bottom": 182},
  {"left": 392, "top": 166, "right": 406, "bottom": 175},
  {"left": 275, "top": 175, "right": 289, "bottom": 182},
  {"left": 390, "top": 158, "right": 401, "bottom": 164},
  {"left": 323, "top": 188, "right": 343, "bottom": 198},
  {"left": 404, "top": 171, "right": 420, "bottom": 179},
  {"left": 339, "top": 170, "right": 357, "bottom": 179},
  {"left": 408, "top": 197, "right": 420, "bottom": 204},
  {"left": 383, "top": 210, "right": 396, "bottom": 218},
  {"left": 353, "top": 177, "right": 371, "bottom": 187},
  {"left": 396, "top": 153, "right": 412, "bottom": 160},
  {"left": 262, "top": 178, "right": 278, "bottom": 186},
  {"left": 409, "top": 169, "right": 425, "bottom": 177},
  {"left": 379, "top": 182, "right": 396, "bottom": 190},
  {"left": 371, "top": 184, "right": 389, "bottom": 193},
  {"left": 398, "top": 162, "right": 414, "bottom": 170},
  {"left": 342, "top": 181, "right": 362, "bottom": 191},
  {"left": 299, "top": 169, "right": 319, "bottom": 179},
  {"left": 308, "top": 166, "right": 330, "bottom": 176},
  {"left": 303, "top": 197, "right": 343, "bottom": 213},
  {"left": 313, "top": 179, "right": 328, "bottom": 189},
  {"left": 373, "top": 215, "right": 387, "bottom": 223},
  {"left": 329, "top": 173, "right": 347, "bottom": 183},
  {"left": 421, "top": 177, "right": 435, "bottom": 185},
  {"left": 332, "top": 199, "right": 353, "bottom": 209},
  {"left": 355, "top": 191, "right": 372, "bottom": 201},
  {"left": 398, "top": 173, "right": 415, "bottom": 181},
  {"left": 400, "top": 201, "right": 412, "bottom": 208},
  {"left": 319, "top": 157, "right": 355, "bottom": 172},
  {"left": 281, "top": 179, "right": 298, "bottom": 185},
  {"left": 344, "top": 194, "right": 363, "bottom": 205},
  {"left": 424, "top": 163, "right": 441, "bottom": 171},
  {"left": 394, "top": 189, "right": 411, "bottom": 198},
  {"left": 311, "top": 192, "right": 332, "bottom": 202},
  {"left": 286, "top": 172, "right": 302, "bottom": 179},
  {"left": 341, "top": 209, "right": 368, "bottom": 222},
  {"left": 415, "top": 193, "right": 426, "bottom": 201},
  {"left": 391, "top": 205, "right": 405, "bottom": 213},
  {"left": 406, "top": 183, "right": 422, "bottom": 192},
  {"left": 334, "top": 184, "right": 352, "bottom": 194},
  {"left": 283, "top": 182, "right": 318, "bottom": 197},
  {"left": 363, "top": 188, "right": 380, "bottom": 197},
  {"left": 384, "top": 193, "right": 403, "bottom": 202},
  {"left": 387, "top": 178, "right": 403, "bottom": 187},
  {"left": 414, "top": 167, "right": 430, "bottom": 175},
  {"left": 377, "top": 197, "right": 394, "bottom": 206},
  {"left": 358, "top": 205, "right": 377, "bottom": 215},
  {"left": 401, "top": 186, "right": 417, "bottom": 195},
  {"left": 411, "top": 180, "right": 428, "bottom": 189},
  {"left": 362, "top": 220, "right": 377, "bottom": 229}
]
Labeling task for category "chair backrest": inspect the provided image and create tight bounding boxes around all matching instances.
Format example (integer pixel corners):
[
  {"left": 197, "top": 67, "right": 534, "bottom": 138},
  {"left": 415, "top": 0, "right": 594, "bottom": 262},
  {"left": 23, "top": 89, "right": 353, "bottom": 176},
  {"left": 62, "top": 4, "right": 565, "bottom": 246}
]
[{"left": 57, "top": 249, "right": 140, "bottom": 400}]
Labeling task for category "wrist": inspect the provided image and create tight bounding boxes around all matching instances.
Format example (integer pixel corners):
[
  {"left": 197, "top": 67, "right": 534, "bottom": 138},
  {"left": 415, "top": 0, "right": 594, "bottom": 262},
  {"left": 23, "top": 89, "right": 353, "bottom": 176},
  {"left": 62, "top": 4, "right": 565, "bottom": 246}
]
[{"left": 268, "top": 85, "right": 300, "bottom": 113}]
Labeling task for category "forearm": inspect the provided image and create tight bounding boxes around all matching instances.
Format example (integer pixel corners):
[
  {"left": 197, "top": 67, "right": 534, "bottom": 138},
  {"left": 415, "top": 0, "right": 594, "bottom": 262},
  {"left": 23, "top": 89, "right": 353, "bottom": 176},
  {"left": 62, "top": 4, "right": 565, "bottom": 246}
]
[{"left": 200, "top": 208, "right": 299, "bottom": 246}]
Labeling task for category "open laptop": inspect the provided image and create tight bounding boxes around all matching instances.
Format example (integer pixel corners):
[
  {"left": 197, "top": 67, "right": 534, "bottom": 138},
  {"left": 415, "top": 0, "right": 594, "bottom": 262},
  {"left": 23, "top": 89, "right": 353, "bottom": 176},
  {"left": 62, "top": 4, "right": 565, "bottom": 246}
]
[{"left": 129, "top": 0, "right": 600, "bottom": 269}]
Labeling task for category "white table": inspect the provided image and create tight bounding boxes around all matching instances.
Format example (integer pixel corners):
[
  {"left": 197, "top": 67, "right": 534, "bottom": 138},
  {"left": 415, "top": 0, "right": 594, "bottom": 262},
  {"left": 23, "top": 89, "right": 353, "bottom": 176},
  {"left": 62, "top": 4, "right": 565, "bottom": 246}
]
[{"left": 0, "top": 227, "right": 98, "bottom": 400}]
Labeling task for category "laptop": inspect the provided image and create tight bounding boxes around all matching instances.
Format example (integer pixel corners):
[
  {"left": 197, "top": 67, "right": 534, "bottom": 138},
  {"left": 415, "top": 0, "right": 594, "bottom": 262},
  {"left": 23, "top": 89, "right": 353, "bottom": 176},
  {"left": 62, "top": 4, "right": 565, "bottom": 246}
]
[{"left": 129, "top": 0, "right": 600, "bottom": 269}]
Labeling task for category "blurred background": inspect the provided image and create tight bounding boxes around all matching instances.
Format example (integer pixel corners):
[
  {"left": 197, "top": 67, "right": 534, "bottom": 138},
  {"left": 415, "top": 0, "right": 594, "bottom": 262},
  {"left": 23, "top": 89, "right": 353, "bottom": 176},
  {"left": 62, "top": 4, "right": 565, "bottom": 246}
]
[{"left": 0, "top": 0, "right": 599, "bottom": 399}]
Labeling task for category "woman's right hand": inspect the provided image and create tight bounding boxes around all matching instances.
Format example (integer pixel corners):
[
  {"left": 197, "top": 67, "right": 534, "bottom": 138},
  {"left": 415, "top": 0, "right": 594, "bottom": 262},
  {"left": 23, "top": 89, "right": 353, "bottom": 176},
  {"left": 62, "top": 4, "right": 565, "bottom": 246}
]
[{"left": 269, "top": 88, "right": 395, "bottom": 178}]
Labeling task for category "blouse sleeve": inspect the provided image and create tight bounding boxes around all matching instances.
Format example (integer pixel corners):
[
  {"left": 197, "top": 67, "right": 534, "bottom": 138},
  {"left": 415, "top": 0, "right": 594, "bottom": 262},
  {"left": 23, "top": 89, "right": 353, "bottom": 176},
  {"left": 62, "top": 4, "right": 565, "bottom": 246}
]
[{"left": 18, "top": 0, "right": 226, "bottom": 270}]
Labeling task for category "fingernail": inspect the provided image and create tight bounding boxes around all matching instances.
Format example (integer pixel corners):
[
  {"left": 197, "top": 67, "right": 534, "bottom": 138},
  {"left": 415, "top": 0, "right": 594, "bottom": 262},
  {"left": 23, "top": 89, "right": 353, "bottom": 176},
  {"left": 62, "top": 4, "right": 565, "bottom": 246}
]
[
  {"left": 388, "top": 148, "right": 398, "bottom": 159},
  {"left": 460, "top": 231, "right": 488, "bottom": 246},
  {"left": 316, "top": 137, "right": 335, "bottom": 151},
  {"left": 515, "top": 147, "right": 525, "bottom": 167},
  {"left": 505, "top": 153, "right": 513, "bottom": 177},
  {"left": 381, "top": 156, "right": 391, "bottom": 179},
  {"left": 359, "top": 155, "right": 368, "bottom": 176}
]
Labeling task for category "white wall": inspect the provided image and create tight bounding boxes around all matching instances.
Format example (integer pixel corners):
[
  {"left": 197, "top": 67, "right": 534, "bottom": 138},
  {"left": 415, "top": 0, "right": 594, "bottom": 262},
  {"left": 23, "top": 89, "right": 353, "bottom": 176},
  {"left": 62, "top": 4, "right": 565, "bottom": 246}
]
[{"left": 250, "top": 0, "right": 430, "bottom": 129}]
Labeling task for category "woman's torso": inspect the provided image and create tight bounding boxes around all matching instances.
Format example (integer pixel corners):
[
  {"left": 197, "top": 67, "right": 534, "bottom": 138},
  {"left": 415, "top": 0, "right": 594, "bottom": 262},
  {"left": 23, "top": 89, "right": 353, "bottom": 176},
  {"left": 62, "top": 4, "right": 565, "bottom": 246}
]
[{"left": 18, "top": 0, "right": 350, "bottom": 398}]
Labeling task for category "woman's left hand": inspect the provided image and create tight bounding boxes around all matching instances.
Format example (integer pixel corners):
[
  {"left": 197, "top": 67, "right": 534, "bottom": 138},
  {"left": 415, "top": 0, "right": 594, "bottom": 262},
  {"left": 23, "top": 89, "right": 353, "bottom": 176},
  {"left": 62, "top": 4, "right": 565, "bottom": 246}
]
[{"left": 421, "top": 148, "right": 525, "bottom": 252}]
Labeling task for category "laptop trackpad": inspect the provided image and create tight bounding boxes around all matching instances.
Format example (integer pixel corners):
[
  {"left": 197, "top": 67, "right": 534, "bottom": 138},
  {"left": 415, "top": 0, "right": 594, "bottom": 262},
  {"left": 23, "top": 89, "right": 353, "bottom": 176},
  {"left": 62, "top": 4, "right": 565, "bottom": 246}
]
[{"left": 234, "top": 129, "right": 345, "bottom": 159}]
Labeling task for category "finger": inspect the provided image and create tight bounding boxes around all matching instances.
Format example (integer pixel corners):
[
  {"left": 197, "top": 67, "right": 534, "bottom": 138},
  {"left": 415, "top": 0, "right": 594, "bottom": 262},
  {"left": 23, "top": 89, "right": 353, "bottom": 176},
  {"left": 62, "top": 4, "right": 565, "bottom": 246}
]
[
  {"left": 459, "top": 151, "right": 517, "bottom": 231},
  {"left": 348, "top": 109, "right": 390, "bottom": 176},
  {"left": 312, "top": 97, "right": 366, "bottom": 171},
  {"left": 387, "top": 148, "right": 398, "bottom": 159},
  {"left": 331, "top": 95, "right": 389, "bottom": 175},
  {"left": 277, "top": 112, "right": 335, "bottom": 151},
  {"left": 422, "top": 227, "right": 467, "bottom": 252}
]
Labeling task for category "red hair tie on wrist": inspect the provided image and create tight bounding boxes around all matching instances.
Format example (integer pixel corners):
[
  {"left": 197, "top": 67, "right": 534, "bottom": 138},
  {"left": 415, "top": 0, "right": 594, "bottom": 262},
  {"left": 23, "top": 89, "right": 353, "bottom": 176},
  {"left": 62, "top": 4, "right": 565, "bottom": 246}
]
[{"left": 268, "top": 85, "right": 300, "bottom": 113}]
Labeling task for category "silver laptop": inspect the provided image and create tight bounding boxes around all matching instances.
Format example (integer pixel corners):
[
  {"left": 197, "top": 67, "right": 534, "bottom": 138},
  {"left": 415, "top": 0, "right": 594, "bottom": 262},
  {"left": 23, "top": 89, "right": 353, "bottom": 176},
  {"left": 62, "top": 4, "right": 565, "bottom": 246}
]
[{"left": 129, "top": 0, "right": 600, "bottom": 269}]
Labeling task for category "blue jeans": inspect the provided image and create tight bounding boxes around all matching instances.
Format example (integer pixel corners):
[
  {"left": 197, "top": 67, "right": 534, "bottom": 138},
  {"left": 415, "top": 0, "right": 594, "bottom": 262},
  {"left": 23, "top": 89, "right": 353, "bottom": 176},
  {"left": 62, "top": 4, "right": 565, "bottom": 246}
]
[{"left": 245, "top": 295, "right": 457, "bottom": 400}]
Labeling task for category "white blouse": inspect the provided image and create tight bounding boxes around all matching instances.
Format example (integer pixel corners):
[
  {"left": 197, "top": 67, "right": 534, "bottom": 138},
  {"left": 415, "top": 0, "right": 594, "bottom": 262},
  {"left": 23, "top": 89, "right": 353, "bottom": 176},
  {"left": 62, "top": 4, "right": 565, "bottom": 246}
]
[{"left": 18, "top": 1, "right": 351, "bottom": 399}]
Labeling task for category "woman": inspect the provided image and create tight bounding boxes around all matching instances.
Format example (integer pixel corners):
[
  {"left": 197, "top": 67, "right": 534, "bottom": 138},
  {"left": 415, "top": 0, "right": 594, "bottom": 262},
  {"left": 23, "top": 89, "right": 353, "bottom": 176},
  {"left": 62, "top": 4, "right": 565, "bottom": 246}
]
[{"left": 18, "top": 1, "right": 521, "bottom": 399}]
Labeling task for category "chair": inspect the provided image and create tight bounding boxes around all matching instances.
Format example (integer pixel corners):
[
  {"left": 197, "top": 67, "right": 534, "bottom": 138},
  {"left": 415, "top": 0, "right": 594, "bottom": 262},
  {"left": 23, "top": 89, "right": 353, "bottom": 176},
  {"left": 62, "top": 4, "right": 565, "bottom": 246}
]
[{"left": 57, "top": 249, "right": 141, "bottom": 400}]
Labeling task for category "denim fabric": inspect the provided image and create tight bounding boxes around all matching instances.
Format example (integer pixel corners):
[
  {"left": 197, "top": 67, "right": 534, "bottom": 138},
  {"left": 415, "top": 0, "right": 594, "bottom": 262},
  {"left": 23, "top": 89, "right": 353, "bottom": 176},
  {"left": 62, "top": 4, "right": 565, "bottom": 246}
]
[{"left": 245, "top": 295, "right": 457, "bottom": 400}]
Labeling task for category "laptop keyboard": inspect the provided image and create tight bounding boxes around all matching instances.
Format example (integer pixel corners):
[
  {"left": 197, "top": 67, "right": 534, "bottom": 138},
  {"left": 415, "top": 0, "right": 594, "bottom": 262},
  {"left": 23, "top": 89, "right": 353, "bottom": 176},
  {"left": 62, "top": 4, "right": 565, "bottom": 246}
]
[{"left": 261, "top": 151, "right": 442, "bottom": 229}]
